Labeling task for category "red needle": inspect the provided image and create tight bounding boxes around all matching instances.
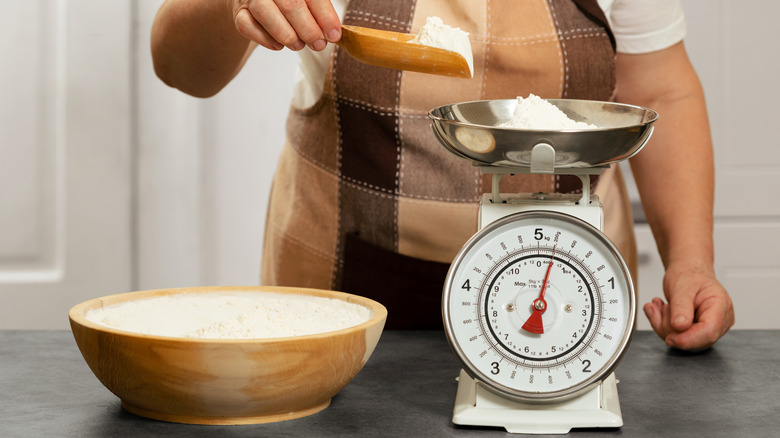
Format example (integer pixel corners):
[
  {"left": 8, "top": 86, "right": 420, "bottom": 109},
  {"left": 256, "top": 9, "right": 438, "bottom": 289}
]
[{"left": 522, "top": 246, "right": 556, "bottom": 334}]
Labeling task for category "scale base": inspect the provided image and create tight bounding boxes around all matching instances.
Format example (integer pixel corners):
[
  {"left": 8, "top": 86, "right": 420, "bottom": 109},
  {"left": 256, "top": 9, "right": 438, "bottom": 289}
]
[{"left": 452, "top": 369, "right": 622, "bottom": 434}]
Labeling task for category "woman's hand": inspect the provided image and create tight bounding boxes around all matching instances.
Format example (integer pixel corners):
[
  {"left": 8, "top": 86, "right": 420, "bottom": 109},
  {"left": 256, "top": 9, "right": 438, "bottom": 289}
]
[
  {"left": 644, "top": 262, "right": 735, "bottom": 350},
  {"left": 230, "top": 0, "right": 341, "bottom": 52}
]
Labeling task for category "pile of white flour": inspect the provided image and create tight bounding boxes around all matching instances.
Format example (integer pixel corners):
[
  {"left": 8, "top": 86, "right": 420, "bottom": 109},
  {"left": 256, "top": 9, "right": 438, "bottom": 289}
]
[
  {"left": 86, "top": 292, "right": 372, "bottom": 339},
  {"left": 409, "top": 16, "right": 474, "bottom": 77},
  {"left": 498, "top": 94, "right": 598, "bottom": 130}
]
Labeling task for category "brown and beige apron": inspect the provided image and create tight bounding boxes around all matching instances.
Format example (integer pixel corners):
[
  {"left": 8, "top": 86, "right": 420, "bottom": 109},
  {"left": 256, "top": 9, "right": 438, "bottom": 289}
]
[{"left": 262, "top": 0, "right": 636, "bottom": 329}]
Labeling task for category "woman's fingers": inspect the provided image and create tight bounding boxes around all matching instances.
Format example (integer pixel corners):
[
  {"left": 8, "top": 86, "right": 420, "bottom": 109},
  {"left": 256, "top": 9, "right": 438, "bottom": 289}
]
[
  {"left": 234, "top": 7, "right": 284, "bottom": 50},
  {"left": 232, "top": 0, "right": 339, "bottom": 51}
]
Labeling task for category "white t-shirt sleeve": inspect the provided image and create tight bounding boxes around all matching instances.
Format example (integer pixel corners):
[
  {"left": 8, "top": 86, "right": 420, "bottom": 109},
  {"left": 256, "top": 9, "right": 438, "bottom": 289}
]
[
  {"left": 291, "top": 0, "right": 347, "bottom": 108},
  {"left": 598, "top": 0, "right": 686, "bottom": 54}
]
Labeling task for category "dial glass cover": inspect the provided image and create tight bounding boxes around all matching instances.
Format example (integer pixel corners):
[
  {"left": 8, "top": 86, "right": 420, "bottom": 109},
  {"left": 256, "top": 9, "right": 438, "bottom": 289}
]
[{"left": 443, "top": 211, "right": 636, "bottom": 401}]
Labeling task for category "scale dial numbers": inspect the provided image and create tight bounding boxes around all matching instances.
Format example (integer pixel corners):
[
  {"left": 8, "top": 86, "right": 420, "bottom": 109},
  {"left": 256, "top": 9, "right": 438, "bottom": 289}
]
[{"left": 443, "top": 211, "right": 636, "bottom": 402}]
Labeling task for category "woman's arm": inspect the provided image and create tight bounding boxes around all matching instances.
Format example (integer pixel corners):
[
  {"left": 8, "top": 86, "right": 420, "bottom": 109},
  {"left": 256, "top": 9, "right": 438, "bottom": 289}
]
[
  {"left": 616, "top": 41, "right": 734, "bottom": 350},
  {"left": 151, "top": 0, "right": 255, "bottom": 97},
  {"left": 151, "top": 0, "right": 341, "bottom": 98}
]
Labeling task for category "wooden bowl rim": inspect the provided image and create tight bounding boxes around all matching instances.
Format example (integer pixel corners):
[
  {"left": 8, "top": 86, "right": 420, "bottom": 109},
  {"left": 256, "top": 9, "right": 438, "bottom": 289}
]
[{"left": 69, "top": 285, "right": 387, "bottom": 344}]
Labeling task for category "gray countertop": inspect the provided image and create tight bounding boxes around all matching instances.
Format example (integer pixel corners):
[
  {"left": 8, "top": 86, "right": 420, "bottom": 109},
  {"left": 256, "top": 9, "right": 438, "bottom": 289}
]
[{"left": 1, "top": 329, "right": 778, "bottom": 437}]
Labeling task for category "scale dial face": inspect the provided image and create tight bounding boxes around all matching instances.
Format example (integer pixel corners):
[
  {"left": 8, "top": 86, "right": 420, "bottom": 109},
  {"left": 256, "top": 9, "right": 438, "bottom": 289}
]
[{"left": 443, "top": 210, "right": 636, "bottom": 402}]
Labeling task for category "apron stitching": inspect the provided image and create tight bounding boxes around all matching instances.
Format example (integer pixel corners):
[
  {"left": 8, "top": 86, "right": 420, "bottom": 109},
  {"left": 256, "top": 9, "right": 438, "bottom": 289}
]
[
  {"left": 561, "top": 27, "right": 605, "bottom": 35},
  {"left": 345, "top": 10, "right": 408, "bottom": 31},
  {"left": 562, "top": 32, "right": 609, "bottom": 42},
  {"left": 343, "top": 174, "right": 476, "bottom": 203},
  {"left": 484, "top": 27, "right": 601, "bottom": 44},
  {"left": 479, "top": 0, "right": 491, "bottom": 200},
  {"left": 394, "top": 83, "right": 401, "bottom": 253},
  {"left": 332, "top": 43, "right": 343, "bottom": 290},
  {"left": 545, "top": 0, "right": 564, "bottom": 193},
  {"left": 398, "top": 96, "right": 406, "bottom": 251},
  {"left": 396, "top": 1, "right": 417, "bottom": 253},
  {"left": 547, "top": 0, "right": 569, "bottom": 98},
  {"left": 401, "top": 197, "right": 478, "bottom": 207},
  {"left": 481, "top": 0, "right": 491, "bottom": 101},
  {"left": 337, "top": 95, "right": 397, "bottom": 115},
  {"left": 493, "top": 37, "right": 560, "bottom": 46},
  {"left": 338, "top": 94, "right": 436, "bottom": 117},
  {"left": 493, "top": 32, "right": 556, "bottom": 44}
]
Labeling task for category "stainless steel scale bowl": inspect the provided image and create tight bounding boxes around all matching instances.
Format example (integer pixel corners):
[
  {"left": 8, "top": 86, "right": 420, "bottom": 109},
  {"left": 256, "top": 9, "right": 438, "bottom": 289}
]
[{"left": 429, "top": 99, "right": 658, "bottom": 169}]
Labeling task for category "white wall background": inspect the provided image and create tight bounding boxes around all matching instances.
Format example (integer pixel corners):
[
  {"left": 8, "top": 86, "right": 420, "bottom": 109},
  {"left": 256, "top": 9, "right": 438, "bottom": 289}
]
[{"left": 1, "top": 0, "right": 778, "bottom": 330}]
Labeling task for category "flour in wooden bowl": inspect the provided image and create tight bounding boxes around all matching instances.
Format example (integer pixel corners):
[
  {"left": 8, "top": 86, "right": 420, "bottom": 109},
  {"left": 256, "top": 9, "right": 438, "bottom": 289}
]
[{"left": 86, "top": 292, "right": 372, "bottom": 339}]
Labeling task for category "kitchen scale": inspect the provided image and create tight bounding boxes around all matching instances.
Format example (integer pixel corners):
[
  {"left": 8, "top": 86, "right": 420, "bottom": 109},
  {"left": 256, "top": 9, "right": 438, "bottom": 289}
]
[{"left": 429, "top": 98, "right": 658, "bottom": 434}]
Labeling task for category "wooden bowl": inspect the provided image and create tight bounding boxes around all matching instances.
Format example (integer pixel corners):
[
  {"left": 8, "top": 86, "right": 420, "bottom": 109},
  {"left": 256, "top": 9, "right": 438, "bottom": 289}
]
[{"left": 69, "top": 286, "right": 387, "bottom": 425}]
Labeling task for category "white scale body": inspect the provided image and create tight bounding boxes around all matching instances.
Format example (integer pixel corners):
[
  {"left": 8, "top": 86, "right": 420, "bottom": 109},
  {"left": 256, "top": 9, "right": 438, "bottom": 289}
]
[
  {"left": 430, "top": 98, "right": 655, "bottom": 435},
  {"left": 443, "top": 166, "right": 636, "bottom": 435}
]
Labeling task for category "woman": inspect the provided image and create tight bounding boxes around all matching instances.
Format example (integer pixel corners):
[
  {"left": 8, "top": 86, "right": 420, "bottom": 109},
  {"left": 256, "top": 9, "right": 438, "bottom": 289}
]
[{"left": 151, "top": 0, "right": 733, "bottom": 350}]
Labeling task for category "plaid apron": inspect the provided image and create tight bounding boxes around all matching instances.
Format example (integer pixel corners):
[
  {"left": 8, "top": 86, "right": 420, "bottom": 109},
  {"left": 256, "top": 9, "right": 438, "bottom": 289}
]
[{"left": 262, "top": 0, "right": 636, "bottom": 329}]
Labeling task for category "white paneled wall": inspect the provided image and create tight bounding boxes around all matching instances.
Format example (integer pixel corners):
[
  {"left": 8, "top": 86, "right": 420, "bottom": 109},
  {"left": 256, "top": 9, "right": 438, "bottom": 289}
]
[
  {"left": 1, "top": 1, "right": 778, "bottom": 329},
  {"left": 0, "top": 1, "right": 133, "bottom": 329}
]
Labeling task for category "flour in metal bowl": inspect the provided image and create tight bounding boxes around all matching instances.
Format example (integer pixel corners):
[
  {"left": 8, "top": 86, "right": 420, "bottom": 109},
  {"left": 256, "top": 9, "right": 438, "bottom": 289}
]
[{"left": 498, "top": 94, "right": 599, "bottom": 130}]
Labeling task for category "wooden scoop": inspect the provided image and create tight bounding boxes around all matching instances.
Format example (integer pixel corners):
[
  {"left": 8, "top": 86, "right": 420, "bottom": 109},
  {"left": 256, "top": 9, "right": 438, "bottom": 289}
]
[{"left": 336, "top": 25, "right": 471, "bottom": 78}]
